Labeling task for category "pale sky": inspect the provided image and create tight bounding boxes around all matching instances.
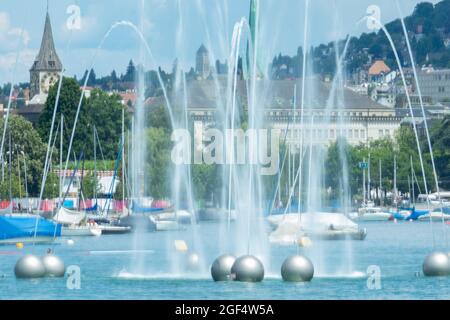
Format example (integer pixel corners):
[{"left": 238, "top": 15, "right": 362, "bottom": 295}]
[{"left": 0, "top": 0, "right": 441, "bottom": 83}]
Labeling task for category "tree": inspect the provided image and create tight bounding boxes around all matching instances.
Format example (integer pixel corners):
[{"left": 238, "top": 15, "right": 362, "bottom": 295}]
[
  {"left": 123, "top": 60, "right": 136, "bottom": 82},
  {"left": 80, "top": 173, "right": 99, "bottom": 199},
  {"left": 87, "top": 68, "right": 97, "bottom": 86},
  {"left": 38, "top": 77, "right": 86, "bottom": 160},
  {"left": 38, "top": 78, "right": 130, "bottom": 161},
  {"left": 145, "top": 127, "right": 171, "bottom": 199},
  {"left": 427, "top": 116, "right": 450, "bottom": 190},
  {"left": 0, "top": 115, "right": 46, "bottom": 196},
  {"left": 84, "top": 89, "right": 130, "bottom": 159}
]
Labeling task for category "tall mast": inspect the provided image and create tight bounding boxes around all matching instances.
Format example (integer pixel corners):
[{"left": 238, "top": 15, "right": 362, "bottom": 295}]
[
  {"left": 59, "top": 115, "right": 63, "bottom": 205},
  {"left": 379, "top": 159, "right": 382, "bottom": 206},
  {"left": 8, "top": 129, "right": 12, "bottom": 207},
  {"left": 122, "top": 108, "right": 125, "bottom": 216},
  {"left": 394, "top": 155, "right": 397, "bottom": 207},
  {"left": 94, "top": 125, "right": 97, "bottom": 205},
  {"left": 368, "top": 153, "right": 371, "bottom": 201},
  {"left": 363, "top": 157, "right": 366, "bottom": 205},
  {"left": 410, "top": 155, "right": 415, "bottom": 207}
]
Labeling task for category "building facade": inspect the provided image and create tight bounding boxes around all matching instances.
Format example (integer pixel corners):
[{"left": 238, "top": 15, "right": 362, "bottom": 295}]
[
  {"left": 148, "top": 78, "right": 404, "bottom": 147},
  {"left": 416, "top": 68, "right": 450, "bottom": 103}
]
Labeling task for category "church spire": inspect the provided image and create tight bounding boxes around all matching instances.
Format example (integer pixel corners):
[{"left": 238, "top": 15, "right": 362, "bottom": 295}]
[{"left": 30, "top": 7, "right": 62, "bottom": 72}]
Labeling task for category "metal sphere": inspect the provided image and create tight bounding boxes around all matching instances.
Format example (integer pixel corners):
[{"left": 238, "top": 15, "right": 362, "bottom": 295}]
[
  {"left": 423, "top": 251, "right": 450, "bottom": 277},
  {"left": 211, "top": 254, "right": 236, "bottom": 281},
  {"left": 281, "top": 255, "right": 314, "bottom": 282},
  {"left": 41, "top": 254, "right": 65, "bottom": 277},
  {"left": 231, "top": 255, "right": 264, "bottom": 282},
  {"left": 14, "top": 255, "right": 46, "bottom": 279}
]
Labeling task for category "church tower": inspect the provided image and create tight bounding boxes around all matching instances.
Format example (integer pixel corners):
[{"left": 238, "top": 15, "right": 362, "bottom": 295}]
[
  {"left": 195, "top": 44, "right": 211, "bottom": 80},
  {"left": 29, "top": 9, "right": 62, "bottom": 99}
]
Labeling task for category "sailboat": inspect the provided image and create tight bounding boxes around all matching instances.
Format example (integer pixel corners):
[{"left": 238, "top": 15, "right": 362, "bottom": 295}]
[
  {"left": 0, "top": 129, "right": 61, "bottom": 244},
  {"left": 54, "top": 137, "right": 102, "bottom": 237}
]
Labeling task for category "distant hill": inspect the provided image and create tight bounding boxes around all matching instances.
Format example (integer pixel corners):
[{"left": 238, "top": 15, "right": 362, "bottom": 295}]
[{"left": 271, "top": 0, "right": 450, "bottom": 79}]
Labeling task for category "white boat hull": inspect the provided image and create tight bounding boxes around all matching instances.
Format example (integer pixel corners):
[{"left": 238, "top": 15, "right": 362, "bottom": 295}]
[
  {"left": 350, "top": 212, "right": 391, "bottom": 221},
  {"left": 62, "top": 226, "right": 102, "bottom": 236},
  {"left": 149, "top": 216, "right": 181, "bottom": 231},
  {"left": 0, "top": 236, "right": 55, "bottom": 245},
  {"left": 97, "top": 225, "right": 131, "bottom": 234},
  {"left": 418, "top": 213, "right": 450, "bottom": 222},
  {"left": 267, "top": 212, "right": 367, "bottom": 241}
]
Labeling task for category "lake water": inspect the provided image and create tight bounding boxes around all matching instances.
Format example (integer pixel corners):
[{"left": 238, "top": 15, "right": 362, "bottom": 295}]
[{"left": 0, "top": 221, "right": 448, "bottom": 300}]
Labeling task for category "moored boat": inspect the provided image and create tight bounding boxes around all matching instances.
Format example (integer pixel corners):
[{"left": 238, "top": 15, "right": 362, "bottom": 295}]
[{"left": 0, "top": 214, "right": 61, "bottom": 245}]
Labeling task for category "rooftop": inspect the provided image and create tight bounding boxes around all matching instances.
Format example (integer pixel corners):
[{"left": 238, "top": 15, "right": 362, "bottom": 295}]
[{"left": 147, "top": 78, "right": 390, "bottom": 111}]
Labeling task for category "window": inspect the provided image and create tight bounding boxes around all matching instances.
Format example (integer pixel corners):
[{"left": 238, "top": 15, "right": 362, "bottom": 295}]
[
  {"left": 379, "top": 130, "right": 384, "bottom": 137},
  {"left": 360, "top": 130, "right": 365, "bottom": 139},
  {"left": 349, "top": 129, "right": 353, "bottom": 139},
  {"left": 330, "top": 129, "right": 335, "bottom": 138}
]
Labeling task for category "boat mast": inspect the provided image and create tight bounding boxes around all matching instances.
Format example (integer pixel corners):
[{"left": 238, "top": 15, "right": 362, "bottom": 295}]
[
  {"left": 379, "top": 159, "right": 382, "bottom": 206},
  {"left": 393, "top": 155, "right": 397, "bottom": 207},
  {"left": 410, "top": 155, "right": 415, "bottom": 207},
  {"left": 368, "top": 153, "right": 371, "bottom": 201},
  {"left": 122, "top": 108, "right": 125, "bottom": 216},
  {"left": 59, "top": 115, "right": 63, "bottom": 206},
  {"left": 8, "top": 128, "right": 12, "bottom": 211},
  {"left": 94, "top": 125, "right": 97, "bottom": 206},
  {"left": 22, "top": 152, "right": 29, "bottom": 212},
  {"left": 16, "top": 145, "right": 22, "bottom": 201},
  {"left": 363, "top": 157, "right": 366, "bottom": 205},
  {"left": 79, "top": 153, "right": 85, "bottom": 210}
]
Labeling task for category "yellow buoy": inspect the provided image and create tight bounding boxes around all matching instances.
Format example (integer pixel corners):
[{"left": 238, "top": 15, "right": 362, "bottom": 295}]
[{"left": 16, "top": 242, "right": 24, "bottom": 249}]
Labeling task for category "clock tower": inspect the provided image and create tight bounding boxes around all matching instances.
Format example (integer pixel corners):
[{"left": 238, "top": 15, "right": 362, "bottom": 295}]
[{"left": 29, "top": 9, "right": 62, "bottom": 99}]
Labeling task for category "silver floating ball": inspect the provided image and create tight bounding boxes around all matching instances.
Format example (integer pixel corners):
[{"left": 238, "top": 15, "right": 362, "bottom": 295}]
[
  {"left": 211, "top": 254, "right": 236, "bottom": 281},
  {"left": 41, "top": 254, "right": 65, "bottom": 277},
  {"left": 14, "top": 255, "right": 46, "bottom": 279},
  {"left": 423, "top": 251, "right": 450, "bottom": 277},
  {"left": 231, "top": 255, "right": 264, "bottom": 282},
  {"left": 186, "top": 252, "right": 201, "bottom": 272},
  {"left": 281, "top": 255, "right": 314, "bottom": 282}
]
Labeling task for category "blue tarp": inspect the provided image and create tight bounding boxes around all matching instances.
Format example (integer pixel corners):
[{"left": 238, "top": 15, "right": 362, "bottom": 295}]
[
  {"left": 0, "top": 216, "right": 61, "bottom": 240},
  {"left": 85, "top": 203, "right": 98, "bottom": 212},
  {"left": 131, "top": 201, "right": 164, "bottom": 214},
  {"left": 407, "top": 209, "right": 428, "bottom": 220}
]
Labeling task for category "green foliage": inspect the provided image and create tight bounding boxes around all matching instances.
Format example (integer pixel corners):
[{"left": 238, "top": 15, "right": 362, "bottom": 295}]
[
  {"left": 0, "top": 115, "right": 46, "bottom": 196},
  {"left": 427, "top": 116, "right": 450, "bottom": 190},
  {"left": 145, "top": 127, "right": 171, "bottom": 199},
  {"left": 191, "top": 164, "right": 221, "bottom": 205},
  {"left": 42, "top": 172, "right": 59, "bottom": 199},
  {"left": 80, "top": 173, "right": 100, "bottom": 199},
  {"left": 38, "top": 78, "right": 130, "bottom": 160},
  {"left": 0, "top": 174, "right": 24, "bottom": 200}
]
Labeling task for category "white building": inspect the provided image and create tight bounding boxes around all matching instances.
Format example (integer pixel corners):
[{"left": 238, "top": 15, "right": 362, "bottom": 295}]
[{"left": 164, "top": 79, "right": 403, "bottom": 146}]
